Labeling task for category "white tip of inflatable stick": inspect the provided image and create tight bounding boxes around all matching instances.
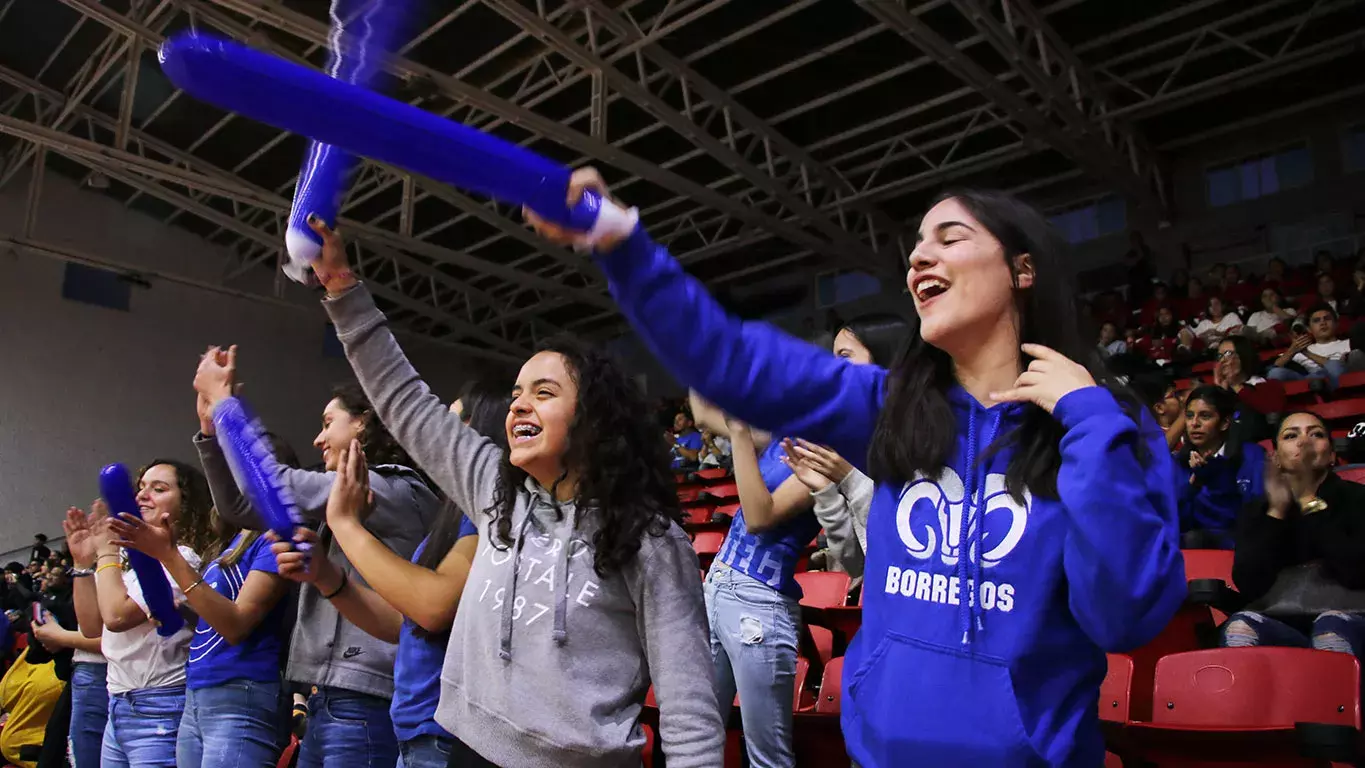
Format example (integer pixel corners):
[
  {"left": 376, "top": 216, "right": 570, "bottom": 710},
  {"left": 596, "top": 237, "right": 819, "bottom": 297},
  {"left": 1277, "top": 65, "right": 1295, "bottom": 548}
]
[{"left": 283, "top": 228, "right": 321, "bottom": 285}]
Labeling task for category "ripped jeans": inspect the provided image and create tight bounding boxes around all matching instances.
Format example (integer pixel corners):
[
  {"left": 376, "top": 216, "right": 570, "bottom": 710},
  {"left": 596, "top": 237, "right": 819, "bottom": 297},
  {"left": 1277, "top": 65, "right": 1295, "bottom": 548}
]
[
  {"left": 1220, "top": 611, "right": 1365, "bottom": 660},
  {"left": 704, "top": 562, "right": 802, "bottom": 768}
]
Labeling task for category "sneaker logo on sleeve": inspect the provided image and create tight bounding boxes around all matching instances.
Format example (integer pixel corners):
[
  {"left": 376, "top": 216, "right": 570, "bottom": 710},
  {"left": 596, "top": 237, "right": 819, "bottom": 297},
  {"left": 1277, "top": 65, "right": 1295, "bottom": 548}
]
[{"left": 342, "top": 646, "right": 363, "bottom": 659}]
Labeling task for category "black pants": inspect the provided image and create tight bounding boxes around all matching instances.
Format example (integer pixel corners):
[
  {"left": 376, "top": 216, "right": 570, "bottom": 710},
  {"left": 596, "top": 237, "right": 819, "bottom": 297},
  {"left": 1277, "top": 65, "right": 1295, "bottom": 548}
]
[{"left": 446, "top": 738, "right": 499, "bottom": 768}]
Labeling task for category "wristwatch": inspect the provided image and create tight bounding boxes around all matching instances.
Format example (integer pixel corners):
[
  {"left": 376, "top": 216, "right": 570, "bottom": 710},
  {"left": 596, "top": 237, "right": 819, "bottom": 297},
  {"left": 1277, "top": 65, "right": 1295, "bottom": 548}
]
[{"left": 68, "top": 566, "right": 95, "bottom": 578}]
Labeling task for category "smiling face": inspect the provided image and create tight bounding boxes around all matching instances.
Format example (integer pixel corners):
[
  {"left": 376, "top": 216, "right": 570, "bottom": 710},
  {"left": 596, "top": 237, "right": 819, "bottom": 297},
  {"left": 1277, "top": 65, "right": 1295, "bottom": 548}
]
[
  {"left": 833, "top": 328, "right": 874, "bottom": 365},
  {"left": 1217, "top": 340, "right": 1244, "bottom": 384},
  {"left": 907, "top": 197, "right": 1032, "bottom": 350},
  {"left": 314, "top": 397, "right": 365, "bottom": 471},
  {"left": 136, "top": 464, "right": 183, "bottom": 527},
  {"left": 506, "top": 351, "right": 578, "bottom": 486}
]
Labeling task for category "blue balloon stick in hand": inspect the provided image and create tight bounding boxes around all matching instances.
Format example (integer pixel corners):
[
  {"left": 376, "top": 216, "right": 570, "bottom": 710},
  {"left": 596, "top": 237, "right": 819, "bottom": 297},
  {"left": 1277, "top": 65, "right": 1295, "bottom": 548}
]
[{"left": 97, "top": 464, "right": 184, "bottom": 637}]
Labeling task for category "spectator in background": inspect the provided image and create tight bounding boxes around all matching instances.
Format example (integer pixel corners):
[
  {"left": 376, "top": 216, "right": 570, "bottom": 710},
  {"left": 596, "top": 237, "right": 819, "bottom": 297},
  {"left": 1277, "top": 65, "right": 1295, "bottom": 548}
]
[
  {"left": 29, "top": 555, "right": 104, "bottom": 768},
  {"left": 699, "top": 429, "right": 731, "bottom": 469},
  {"left": 1301, "top": 272, "right": 1342, "bottom": 315},
  {"left": 1192, "top": 296, "right": 1243, "bottom": 347},
  {"left": 1178, "top": 276, "right": 1206, "bottom": 322},
  {"left": 1213, "top": 336, "right": 1285, "bottom": 444},
  {"left": 1221, "top": 264, "right": 1257, "bottom": 308},
  {"left": 0, "top": 645, "right": 64, "bottom": 768},
  {"left": 1176, "top": 385, "right": 1266, "bottom": 549},
  {"left": 671, "top": 408, "right": 703, "bottom": 469},
  {"left": 1245, "top": 287, "right": 1296, "bottom": 345},
  {"left": 1223, "top": 412, "right": 1365, "bottom": 660},
  {"left": 1098, "top": 321, "right": 1126, "bottom": 358},
  {"left": 1138, "top": 306, "right": 1198, "bottom": 363},
  {"left": 5, "top": 563, "right": 37, "bottom": 613},
  {"left": 29, "top": 536, "right": 50, "bottom": 567},
  {"left": 1268, "top": 304, "right": 1353, "bottom": 389},
  {"left": 1139, "top": 282, "right": 1174, "bottom": 326}
]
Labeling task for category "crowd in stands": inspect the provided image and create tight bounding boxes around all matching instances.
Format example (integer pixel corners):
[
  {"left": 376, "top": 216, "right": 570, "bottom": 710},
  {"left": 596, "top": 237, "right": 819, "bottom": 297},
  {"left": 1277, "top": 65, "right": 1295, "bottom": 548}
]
[{"left": 3, "top": 185, "right": 1363, "bottom": 768}]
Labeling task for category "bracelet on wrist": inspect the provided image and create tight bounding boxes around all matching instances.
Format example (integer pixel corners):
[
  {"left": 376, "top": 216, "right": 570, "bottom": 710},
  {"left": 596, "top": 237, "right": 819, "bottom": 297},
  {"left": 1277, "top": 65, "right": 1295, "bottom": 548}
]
[{"left": 320, "top": 570, "right": 349, "bottom": 600}]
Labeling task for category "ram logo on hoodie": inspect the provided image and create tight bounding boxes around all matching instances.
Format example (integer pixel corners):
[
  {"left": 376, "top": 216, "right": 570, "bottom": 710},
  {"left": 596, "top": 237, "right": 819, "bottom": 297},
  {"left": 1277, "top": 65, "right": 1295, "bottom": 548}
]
[{"left": 884, "top": 468, "right": 1032, "bottom": 615}]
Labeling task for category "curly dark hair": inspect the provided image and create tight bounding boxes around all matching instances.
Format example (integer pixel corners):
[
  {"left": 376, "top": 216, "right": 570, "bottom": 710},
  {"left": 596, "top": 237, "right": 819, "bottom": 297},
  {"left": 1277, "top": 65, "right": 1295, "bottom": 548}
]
[
  {"left": 330, "top": 383, "right": 416, "bottom": 468},
  {"left": 137, "top": 459, "right": 217, "bottom": 560},
  {"left": 487, "top": 336, "right": 683, "bottom": 577}
]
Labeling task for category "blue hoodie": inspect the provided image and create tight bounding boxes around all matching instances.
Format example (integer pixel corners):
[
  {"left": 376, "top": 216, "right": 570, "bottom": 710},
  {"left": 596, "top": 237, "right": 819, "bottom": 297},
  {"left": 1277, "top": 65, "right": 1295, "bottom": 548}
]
[
  {"left": 595, "top": 228, "right": 1186, "bottom": 767},
  {"left": 1176, "top": 440, "right": 1266, "bottom": 534}
]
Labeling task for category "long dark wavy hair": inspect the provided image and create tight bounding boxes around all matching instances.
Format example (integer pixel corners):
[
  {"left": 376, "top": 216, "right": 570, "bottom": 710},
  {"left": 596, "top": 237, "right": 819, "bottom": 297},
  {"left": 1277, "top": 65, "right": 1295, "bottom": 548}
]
[
  {"left": 329, "top": 383, "right": 416, "bottom": 470},
  {"left": 868, "top": 189, "right": 1146, "bottom": 501},
  {"left": 487, "top": 336, "right": 683, "bottom": 576},
  {"left": 136, "top": 459, "right": 217, "bottom": 558}
]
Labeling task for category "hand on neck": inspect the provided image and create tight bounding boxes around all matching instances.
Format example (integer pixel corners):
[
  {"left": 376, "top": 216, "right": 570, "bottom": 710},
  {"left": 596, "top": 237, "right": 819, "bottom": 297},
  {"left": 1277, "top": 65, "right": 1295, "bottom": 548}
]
[{"left": 948, "top": 323, "right": 1024, "bottom": 408}]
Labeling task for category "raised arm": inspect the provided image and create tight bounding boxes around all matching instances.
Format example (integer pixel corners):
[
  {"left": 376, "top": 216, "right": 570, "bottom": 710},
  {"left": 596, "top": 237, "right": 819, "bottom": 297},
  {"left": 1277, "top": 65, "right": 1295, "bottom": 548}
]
[
  {"left": 327, "top": 442, "right": 479, "bottom": 633},
  {"left": 595, "top": 226, "right": 884, "bottom": 465},
  {"left": 305, "top": 219, "right": 504, "bottom": 521},
  {"left": 632, "top": 534, "right": 725, "bottom": 767},
  {"left": 64, "top": 507, "right": 107, "bottom": 640},
  {"left": 728, "top": 426, "right": 813, "bottom": 534}
]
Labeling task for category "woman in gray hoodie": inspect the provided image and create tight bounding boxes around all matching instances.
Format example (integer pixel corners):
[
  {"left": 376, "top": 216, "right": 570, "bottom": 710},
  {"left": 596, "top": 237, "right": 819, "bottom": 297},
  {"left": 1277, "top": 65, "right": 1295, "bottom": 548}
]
[
  {"left": 191, "top": 355, "right": 440, "bottom": 768},
  {"left": 304, "top": 216, "right": 724, "bottom": 768}
]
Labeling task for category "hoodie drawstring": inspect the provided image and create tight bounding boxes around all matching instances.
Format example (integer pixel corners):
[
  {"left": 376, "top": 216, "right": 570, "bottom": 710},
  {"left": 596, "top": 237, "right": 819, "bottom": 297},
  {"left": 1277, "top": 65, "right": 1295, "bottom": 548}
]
[
  {"left": 499, "top": 513, "right": 538, "bottom": 661},
  {"left": 959, "top": 407, "right": 1004, "bottom": 647},
  {"left": 499, "top": 491, "right": 575, "bottom": 661},
  {"left": 551, "top": 505, "right": 574, "bottom": 647},
  {"left": 958, "top": 408, "right": 976, "bottom": 646}
]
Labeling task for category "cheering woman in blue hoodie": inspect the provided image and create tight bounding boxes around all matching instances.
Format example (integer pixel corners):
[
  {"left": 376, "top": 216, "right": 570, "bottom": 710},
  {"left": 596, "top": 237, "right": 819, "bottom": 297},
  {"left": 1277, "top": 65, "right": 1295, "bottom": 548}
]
[{"left": 526, "top": 172, "right": 1186, "bottom": 767}]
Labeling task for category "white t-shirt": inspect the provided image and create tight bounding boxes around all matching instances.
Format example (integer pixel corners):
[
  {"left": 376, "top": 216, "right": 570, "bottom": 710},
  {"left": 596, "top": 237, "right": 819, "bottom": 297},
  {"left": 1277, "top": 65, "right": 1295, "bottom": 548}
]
[
  {"left": 1293, "top": 339, "right": 1351, "bottom": 374},
  {"left": 1246, "top": 308, "right": 1295, "bottom": 335},
  {"left": 1193, "top": 314, "right": 1243, "bottom": 338},
  {"left": 102, "top": 545, "right": 200, "bottom": 694}
]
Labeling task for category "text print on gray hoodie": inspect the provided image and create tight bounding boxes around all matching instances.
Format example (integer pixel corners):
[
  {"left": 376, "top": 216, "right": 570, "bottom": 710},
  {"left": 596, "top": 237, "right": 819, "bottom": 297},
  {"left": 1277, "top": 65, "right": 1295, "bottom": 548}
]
[{"left": 324, "top": 283, "right": 725, "bottom": 768}]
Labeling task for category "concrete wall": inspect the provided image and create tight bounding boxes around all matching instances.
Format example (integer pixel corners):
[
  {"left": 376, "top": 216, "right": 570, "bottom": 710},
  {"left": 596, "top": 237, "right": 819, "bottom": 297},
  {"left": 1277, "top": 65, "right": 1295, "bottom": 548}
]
[{"left": 0, "top": 167, "right": 474, "bottom": 552}]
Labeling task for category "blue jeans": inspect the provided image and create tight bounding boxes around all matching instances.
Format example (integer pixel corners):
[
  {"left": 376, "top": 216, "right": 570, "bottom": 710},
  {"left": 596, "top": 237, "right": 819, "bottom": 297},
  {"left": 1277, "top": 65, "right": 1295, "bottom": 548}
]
[
  {"left": 101, "top": 685, "right": 185, "bottom": 768},
  {"left": 295, "top": 687, "right": 397, "bottom": 768},
  {"left": 396, "top": 734, "right": 454, "bottom": 768},
  {"left": 70, "top": 662, "right": 109, "bottom": 768},
  {"left": 704, "top": 563, "right": 802, "bottom": 768},
  {"left": 177, "top": 679, "right": 285, "bottom": 768},
  {"left": 1268, "top": 359, "right": 1348, "bottom": 389},
  {"left": 1221, "top": 610, "right": 1365, "bottom": 659}
]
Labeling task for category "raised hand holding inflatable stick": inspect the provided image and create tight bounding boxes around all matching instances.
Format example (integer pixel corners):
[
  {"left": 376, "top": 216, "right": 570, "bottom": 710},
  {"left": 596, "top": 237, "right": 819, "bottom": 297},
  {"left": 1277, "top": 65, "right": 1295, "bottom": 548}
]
[
  {"left": 97, "top": 464, "right": 184, "bottom": 636},
  {"left": 194, "top": 345, "right": 308, "bottom": 549}
]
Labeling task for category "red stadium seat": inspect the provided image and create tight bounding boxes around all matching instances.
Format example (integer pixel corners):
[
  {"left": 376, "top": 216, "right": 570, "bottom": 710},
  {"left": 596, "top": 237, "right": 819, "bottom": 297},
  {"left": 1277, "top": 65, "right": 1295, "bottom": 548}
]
[
  {"left": 814, "top": 656, "right": 844, "bottom": 714},
  {"left": 1308, "top": 399, "right": 1365, "bottom": 428},
  {"left": 701, "top": 481, "right": 740, "bottom": 501},
  {"left": 1115, "top": 648, "right": 1363, "bottom": 767},
  {"left": 1334, "top": 371, "right": 1365, "bottom": 399},
  {"left": 714, "top": 502, "right": 741, "bottom": 518},
  {"left": 1282, "top": 379, "right": 1319, "bottom": 406},
  {"left": 794, "top": 571, "right": 851, "bottom": 608},
  {"left": 695, "top": 467, "right": 730, "bottom": 480},
  {"left": 1337, "top": 466, "right": 1365, "bottom": 484},
  {"left": 692, "top": 531, "right": 724, "bottom": 569},
  {"left": 682, "top": 504, "right": 715, "bottom": 525},
  {"left": 1100, "top": 654, "right": 1134, "bottom": 724},
  {"left": 677, "top": 487, "right": 703, "bottom": 503},
  {"left": 1182, "top": 549, "right": 1235, "bottom": 585}
]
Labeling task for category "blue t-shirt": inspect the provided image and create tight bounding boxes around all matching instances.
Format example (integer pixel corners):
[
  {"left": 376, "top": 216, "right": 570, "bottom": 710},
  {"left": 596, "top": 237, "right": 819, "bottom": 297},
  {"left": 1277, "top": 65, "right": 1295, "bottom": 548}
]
[
  {"left": 672, "top": 430, "right": 703, "bottom": 468},
  {"left": 187, "top": 533, "right": 286, "bottom": 690},
  {"left": 714, "top": 439, "right": 821, "bottom": 599},
  {"left": 391, "top": 515, "right": 479, "bottom": 743}
]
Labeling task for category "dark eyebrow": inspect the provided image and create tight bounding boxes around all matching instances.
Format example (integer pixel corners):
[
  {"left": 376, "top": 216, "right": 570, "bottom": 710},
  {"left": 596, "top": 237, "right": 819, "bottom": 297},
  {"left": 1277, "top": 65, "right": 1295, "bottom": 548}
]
[
  {"left": 915, "top": 220, "right": 977, "bottom": 243},
  {"left": 514, "top": 378, "right": 559, "bottom": 392}
]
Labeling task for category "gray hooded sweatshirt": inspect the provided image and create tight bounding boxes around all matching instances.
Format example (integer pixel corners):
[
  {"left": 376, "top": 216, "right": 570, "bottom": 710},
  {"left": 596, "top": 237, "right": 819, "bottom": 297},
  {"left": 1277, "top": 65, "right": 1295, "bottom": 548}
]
[
  {"left": 195, "top": 425, "right": 439, "bottom": 698},
  {"left": 810, "top": 467, "right": 874, "bottom": 582},
  {"left": 324, "top": 284, "right": 724, "bottom": 768}
]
